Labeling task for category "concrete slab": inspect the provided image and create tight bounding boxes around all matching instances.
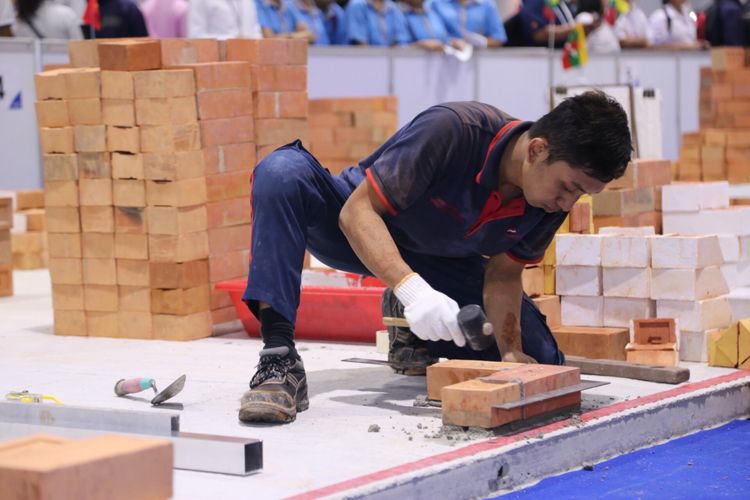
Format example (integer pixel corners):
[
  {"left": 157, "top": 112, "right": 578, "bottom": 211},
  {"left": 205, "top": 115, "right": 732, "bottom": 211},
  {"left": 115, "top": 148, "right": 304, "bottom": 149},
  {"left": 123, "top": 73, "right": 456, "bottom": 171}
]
[{"left": 1, "top": 270, "right": 748, "bottom": 499}]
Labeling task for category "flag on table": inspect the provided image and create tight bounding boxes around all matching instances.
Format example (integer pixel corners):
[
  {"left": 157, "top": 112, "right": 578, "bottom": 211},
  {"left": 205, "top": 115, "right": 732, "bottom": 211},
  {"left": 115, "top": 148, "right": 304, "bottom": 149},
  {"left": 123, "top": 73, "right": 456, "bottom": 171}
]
[
  {"left": 562, "top": 23, "right": 588, "bottom": 69},
  {"left": 83, "top": 0, "right": 101, "bottom": 31}
]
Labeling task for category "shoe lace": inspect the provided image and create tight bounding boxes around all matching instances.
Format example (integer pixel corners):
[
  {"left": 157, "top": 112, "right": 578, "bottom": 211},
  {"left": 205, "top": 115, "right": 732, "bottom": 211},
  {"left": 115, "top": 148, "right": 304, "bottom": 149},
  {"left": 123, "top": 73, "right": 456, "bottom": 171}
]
[{"left": 250, "top": 354, "right": 292, "bottom": 388}]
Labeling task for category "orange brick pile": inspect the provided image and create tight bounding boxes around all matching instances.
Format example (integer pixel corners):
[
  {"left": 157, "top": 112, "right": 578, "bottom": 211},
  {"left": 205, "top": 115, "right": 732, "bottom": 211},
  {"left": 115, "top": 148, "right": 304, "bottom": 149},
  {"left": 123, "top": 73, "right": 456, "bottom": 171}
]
[
  {"left": 10, "top": 190, "right": 47, "bottom": 269},
  {"left": 678, "top": 47, "right": 750, "bottom": 184},
  {"left": 591, "top": 158, "right": 672, "bottom": 233},
  {"left": 0, "top": 194, "right": 12, "bottom": 297},
  {"left": 35, "top": 38, "right": 309, "bottom": 340},
  {"left": 308, "top": 97, "right": 398, "bottom": 175}
]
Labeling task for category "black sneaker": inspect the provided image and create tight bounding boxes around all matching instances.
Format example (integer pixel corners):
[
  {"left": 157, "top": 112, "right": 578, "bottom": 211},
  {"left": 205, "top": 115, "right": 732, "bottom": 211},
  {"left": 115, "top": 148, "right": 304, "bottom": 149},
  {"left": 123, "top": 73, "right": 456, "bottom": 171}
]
[
  {"left": 381, "top": 288, "right": 438, "bottom": 376},
  {"left": 239, "top": 346, "right": 309, "bottom": 423}
]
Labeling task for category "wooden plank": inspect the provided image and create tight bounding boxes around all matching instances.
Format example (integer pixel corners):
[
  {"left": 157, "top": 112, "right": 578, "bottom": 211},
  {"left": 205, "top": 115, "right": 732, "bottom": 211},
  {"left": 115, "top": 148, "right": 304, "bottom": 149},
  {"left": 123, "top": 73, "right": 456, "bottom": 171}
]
[{"left": 565, "top": 355, "right": 690, "bottom": 384}]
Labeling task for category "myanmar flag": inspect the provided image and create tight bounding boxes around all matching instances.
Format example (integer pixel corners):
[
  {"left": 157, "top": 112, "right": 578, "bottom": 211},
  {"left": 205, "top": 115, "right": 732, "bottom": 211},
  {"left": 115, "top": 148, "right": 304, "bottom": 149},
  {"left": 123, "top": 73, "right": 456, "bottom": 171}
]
[
  {"left": 562, "top": 23, "right": 588, "bottom": 70},
  {"left": 543, "top": 0, "right": 560, "bottom": 22}
]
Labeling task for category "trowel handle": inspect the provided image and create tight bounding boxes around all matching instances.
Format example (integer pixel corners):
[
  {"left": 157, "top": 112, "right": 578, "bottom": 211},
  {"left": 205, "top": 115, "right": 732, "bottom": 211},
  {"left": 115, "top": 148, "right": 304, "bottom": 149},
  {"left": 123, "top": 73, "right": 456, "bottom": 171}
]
[{"left": 114, "top": 378, "right": 156, "bottom": 396}]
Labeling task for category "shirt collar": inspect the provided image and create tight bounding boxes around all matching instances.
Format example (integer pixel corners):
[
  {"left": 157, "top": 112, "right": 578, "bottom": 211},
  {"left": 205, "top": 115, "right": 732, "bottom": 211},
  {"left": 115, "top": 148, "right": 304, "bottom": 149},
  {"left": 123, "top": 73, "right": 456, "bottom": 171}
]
[{"left": 475, "top": 120, "right": 533, "bottom": 190}]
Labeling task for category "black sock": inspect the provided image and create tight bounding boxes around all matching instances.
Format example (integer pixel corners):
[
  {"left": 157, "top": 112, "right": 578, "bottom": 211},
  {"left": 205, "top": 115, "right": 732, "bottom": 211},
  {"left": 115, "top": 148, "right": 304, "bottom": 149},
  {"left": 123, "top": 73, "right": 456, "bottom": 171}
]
[{"left": 259, "top": 308, "right": 297, "bottom": 358}]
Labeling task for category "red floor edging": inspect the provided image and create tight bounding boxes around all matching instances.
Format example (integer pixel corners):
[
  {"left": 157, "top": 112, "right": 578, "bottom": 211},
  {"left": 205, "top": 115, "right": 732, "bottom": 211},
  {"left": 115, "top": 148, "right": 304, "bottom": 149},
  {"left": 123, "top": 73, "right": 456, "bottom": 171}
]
[{"left": 287, "top": 370, "right": 750, "bottom": 500}]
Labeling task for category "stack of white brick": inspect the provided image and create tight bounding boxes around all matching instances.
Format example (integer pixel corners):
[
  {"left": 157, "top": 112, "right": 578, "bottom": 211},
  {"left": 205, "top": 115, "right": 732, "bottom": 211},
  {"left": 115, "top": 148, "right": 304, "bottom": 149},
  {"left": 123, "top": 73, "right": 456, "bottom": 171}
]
[
  {"left": 661, "top": 181, "right": 750, "bottom": 324},
  {"left": 652, "top": 236, "right": 733, "bottom": 361},
  {"left": 557, "top": 231, "right": 735, "bottom": 362}
]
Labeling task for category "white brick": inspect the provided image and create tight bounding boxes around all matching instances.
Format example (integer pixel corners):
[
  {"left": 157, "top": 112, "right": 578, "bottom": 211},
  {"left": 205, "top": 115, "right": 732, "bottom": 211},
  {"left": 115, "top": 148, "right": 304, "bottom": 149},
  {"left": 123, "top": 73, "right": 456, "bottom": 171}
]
[
  {"left": 651, "top": 266, "right": 728, "bottom": 301},
  {"left": 661, "top": 183, "right": 703, "bottom": 212},
  {"left": 661, "top": 182, "right": 729, "bottom": 213},
  {"left": 651, "top": 235, "right": 723, "bottom": 269},
  {"left": 701, "top": 181, "right": 730, "bottom": 209},
  {"left": 556, "top": 266, "right": 601, "bottom": 296},
  {"left": 603, "top": 297, "right": 655, "bottom": 328},
  {"left": 601, "top": 235, "right": 651, "bottom": 267},
  {"left": 740, "top": 235, "right": 750, "bottom": 261},
  {"left": 603, "top": 267, "right": 651, "bottom": 298},
  {"left": 662, "top": 208, "right": 750, "bottom": 236},
  {"left": 598, "top": 226, "right": 656, "bottom": 236},
  {"left": 11, "top": 213, "right": 27, "bottom": 234},
  {"left": 679, "top": 330, "right": 712, "bottom": 362},
  {"left": 555, "top": 234, "right": 605, "bottom": 266},
  {"left": 717, "top": 234, "right": 740, "bottom": 263},
  {"left": 737, "top": 261, "right": 750, "bottom": 287},
  {"left": 656, "top": 296, "right": 732, "bottom": 332},
  {"left": 721, "top": 263, "right": 740, "bottom": 291},
  {"left": 561, "top": 296, "right": 603, "bottom": 327},
  {"left": 728, "top": 287, "right": 750, "bottom": 321}
]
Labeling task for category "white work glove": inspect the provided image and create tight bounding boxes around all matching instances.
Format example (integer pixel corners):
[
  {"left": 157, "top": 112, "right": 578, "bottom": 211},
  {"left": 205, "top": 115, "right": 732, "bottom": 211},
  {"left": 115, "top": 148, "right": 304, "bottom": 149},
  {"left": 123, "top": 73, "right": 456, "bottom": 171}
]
[{"left": 394, "top": 274, "right": 466, "bottom": 347}]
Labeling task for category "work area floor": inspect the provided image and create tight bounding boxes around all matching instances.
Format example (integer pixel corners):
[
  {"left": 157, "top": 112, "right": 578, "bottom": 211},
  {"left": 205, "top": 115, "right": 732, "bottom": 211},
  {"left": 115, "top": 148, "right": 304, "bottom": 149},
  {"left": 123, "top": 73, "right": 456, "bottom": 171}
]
[{"left": 0, "top": 270, "right": 745, "bottom": 499}]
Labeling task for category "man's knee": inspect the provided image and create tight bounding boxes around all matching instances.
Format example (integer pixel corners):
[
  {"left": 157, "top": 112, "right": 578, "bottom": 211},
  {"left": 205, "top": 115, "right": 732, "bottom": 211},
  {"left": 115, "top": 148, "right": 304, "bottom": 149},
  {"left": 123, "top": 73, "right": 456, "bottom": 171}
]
[{"left": 252, "top": 149, "right": 312, "bottom": 200}]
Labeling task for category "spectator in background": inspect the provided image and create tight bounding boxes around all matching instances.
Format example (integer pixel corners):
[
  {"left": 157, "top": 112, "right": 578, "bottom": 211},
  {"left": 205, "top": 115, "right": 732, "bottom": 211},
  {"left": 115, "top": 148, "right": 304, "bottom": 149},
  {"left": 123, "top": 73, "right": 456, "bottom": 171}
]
[
  {"left": 96, "top": 0, "right": 149, "bottom": 37},
  {"left": 432, "top": 0, "right": 507, "bottom": 47},
  {"left": 614, "top": 0, "right": 653, "bottom": 47},
  {"left": 400, "top": 0, "right": 461, "bottom": 50},
  {"left": 316, "top": 0, "right": 347, "bottom": 44},
  {"left": 294, "top": 0, "right": 330, "bottom": 44},
  {"left": 519, "top": 0, "right": 580, "bottom": 47},
  {"left": 188, "top": 0, "right": 262, "bottom": 38},
  {"left": 256, "top": 0, "right": 314, "bottom": 41},
  {"left": 141, "top": 0, "right": 188, "bottom": 38},
  {"left": 649, "top": 0, "right": 704, "bottom": 48},
  {"left": 576, "top": 0, "right": 620, "bottom": 52},
  {"left": 704, "top": 0, "right": 745, "bottom": 46},
  {"left": 14, "top": 0, "right": 83, "bottom": 38},
  {"left": 346, "top": 0, "right": 411, "bottom": 46},
  {"left": 0, "top": 0, "right": 13, "bottom": 36}
]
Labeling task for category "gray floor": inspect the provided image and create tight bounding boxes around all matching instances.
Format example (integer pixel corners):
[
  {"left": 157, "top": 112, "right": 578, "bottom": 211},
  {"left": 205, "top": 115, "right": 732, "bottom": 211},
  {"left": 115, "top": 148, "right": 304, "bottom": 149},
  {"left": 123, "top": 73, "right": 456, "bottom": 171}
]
[{"left": 0, "top": 270, "right": 738, "bottom": 499}]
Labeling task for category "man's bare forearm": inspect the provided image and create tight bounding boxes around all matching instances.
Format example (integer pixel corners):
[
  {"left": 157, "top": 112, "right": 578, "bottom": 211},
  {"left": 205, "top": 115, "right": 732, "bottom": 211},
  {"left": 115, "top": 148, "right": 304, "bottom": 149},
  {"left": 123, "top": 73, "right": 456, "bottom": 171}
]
[
  {"left": 484, "top": 275, "right": 524, "bottom": 353},
  {"left": 339, "top": 183, "right": 412, "bottom": 288}
]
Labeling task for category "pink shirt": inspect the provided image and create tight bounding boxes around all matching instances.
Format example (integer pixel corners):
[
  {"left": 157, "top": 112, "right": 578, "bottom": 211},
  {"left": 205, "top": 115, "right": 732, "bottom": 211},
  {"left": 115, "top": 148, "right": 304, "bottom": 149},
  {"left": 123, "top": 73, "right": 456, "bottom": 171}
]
[{"left": 141, "top": 0, "right": 188, "bottom": 38}]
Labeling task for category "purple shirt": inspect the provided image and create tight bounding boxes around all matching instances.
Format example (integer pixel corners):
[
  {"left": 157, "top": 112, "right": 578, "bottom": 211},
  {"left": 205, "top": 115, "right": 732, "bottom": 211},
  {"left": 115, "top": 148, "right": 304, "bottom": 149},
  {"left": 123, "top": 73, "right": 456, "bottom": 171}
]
[{"left": 141, "top": 0, "right": 188, "bottom": 38}]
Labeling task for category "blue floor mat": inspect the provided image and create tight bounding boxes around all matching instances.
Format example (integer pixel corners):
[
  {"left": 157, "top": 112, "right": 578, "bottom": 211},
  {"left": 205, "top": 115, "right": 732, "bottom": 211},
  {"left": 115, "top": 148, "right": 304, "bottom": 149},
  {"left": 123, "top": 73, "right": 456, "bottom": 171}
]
[{"left": 494, "top": 419, "right": 750, "bottom": 499}]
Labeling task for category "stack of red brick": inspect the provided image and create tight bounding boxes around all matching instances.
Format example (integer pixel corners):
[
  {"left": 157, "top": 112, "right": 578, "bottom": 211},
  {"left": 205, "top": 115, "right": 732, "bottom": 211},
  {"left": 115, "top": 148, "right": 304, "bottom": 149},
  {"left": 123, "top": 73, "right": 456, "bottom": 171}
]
[
  {"left": 679, "top": 47, "right": 750, "bottom": 184},
  {"left": 10, "top": 190, "right": 47, "bottom": 270},
  {"left": 35, "top": 38, "right": 309, "bottom": 340},
  {"left": 591, "top": 158, "right": 672, "bottom": 233},
  {"left": 308, "top": 97, "right": 398, "bottom": 175},
  {"left": 0, "top": 194, "right": 12, "bottom": 297}
]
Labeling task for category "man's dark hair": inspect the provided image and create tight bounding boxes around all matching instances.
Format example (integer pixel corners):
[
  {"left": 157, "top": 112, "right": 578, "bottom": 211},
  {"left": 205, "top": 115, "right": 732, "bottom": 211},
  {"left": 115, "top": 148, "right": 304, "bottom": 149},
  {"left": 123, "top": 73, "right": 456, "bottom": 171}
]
[{"left": 529, "top": 90, "right": 632, "bottom": 183}]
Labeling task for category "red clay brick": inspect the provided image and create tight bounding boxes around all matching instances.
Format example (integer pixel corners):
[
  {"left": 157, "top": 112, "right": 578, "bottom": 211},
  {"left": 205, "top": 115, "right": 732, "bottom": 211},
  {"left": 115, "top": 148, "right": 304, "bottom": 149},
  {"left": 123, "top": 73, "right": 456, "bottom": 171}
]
[
  {"left": 208, "top": 249, "right": 250, "bottom": 282},
  {"left": 208, "top": 224, "right": 251, "bottom": 254},
  {"left": 177, "top": 62, "right": 251, "bottom": 91},
  {"left": 225, "top": 39, "right": 306, "bottom": 65},
  {"left": 207, "top": 197, "right": 252, "bottom": 229},
  {"left": 254, "top": 119, "right": 307, "bottom": 146},
  {"left": 197, "top": 89, "right": 253, "bottom": 119},
  {"left": 203, "top": 142, "right": 256, "bottom": 175},
  {"left": 206, "top": 171, "right": 251, "bottom": 202},
  {"left": 200, "top": 116, "right": 254, "bottom": 147},
  {"left": 98, "top": 40, "right": 162, "bottom": 72},
  {"left": 161, "top": 39, "right": 219, "bottom": 66}
]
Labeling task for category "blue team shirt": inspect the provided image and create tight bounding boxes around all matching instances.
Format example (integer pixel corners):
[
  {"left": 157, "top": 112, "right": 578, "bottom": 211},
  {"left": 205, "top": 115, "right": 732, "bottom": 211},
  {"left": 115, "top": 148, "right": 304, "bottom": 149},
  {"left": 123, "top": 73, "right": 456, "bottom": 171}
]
[
  {"left": 323, "top": 2, "right": 348, "bottom": 44},
  {"left": 519, "top": 0, "right": 575, "bottom": 47},
  {"left": 339, "top": 102, "right": 567, "bottom": 262},
  {"left": 345, "top": 0, "right": 411, "bottom": 46},
  {"left": 256, "top": 0, "right": 304, "bottom": 34},
  {"left": 402, "top": 4, "right": 450, "bottom": 43},
  {"left": 431, "top": 0, "right": 507, "bottom": 42},
  {"left": 294, "top": 1, "right": 331, "bottom": 44}
]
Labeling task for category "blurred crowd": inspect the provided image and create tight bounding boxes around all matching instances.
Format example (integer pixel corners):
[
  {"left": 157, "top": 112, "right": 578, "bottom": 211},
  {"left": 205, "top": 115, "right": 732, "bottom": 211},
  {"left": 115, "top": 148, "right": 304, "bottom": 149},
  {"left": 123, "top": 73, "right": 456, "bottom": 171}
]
[{"left": 1, "top": 0, "right": 748, "bottom": 51}]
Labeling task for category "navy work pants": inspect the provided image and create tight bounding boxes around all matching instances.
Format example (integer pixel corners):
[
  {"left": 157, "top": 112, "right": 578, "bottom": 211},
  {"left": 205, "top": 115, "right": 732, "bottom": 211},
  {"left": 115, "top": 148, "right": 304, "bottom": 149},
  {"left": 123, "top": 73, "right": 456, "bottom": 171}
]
[{"left": 243, "top": 142, "right": 564, "bottom": 364}]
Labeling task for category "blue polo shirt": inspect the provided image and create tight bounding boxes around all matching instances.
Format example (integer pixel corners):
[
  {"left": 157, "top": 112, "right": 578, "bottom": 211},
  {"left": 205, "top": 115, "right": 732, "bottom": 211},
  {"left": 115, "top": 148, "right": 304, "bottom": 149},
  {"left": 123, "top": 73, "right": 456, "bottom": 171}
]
[
  {"left": 323, "top": 2, "right": 348, "bottom": 44},
  {"left": 345, "top": 0, "right": 411, "bottom": 46},
  {"left": 431, "top": 0, "right": 507, "bottom": 43},
  {"left": 339, "top": 102, "right": 567, "bottom": 263},
  {"left": 519, "top": 0, "right": 575, "bottom": 47},
  {"left": 256, "top": 0, "right": 305, "bottom": 34},
  {"left": 294, "top": 1, "right": 330, "bottom": 44},
  {"left": 402, "top": 4, "right": 450, "bottom": 43}
]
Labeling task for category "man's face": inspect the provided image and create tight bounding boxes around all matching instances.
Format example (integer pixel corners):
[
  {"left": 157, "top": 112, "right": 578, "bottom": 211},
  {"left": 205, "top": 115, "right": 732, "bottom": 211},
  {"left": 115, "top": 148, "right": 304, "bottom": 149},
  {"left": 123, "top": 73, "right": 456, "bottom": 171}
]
[{"left": 523, "top": 156, "right": 608, "bottom": 213}]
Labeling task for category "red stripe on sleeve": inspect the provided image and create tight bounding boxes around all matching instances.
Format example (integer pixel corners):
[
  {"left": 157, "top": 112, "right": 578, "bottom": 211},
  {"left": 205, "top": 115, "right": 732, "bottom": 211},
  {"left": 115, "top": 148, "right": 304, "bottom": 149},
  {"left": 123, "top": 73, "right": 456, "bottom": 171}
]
[{"left": 366, "top": 168, "right": 398, "bottom": 216}]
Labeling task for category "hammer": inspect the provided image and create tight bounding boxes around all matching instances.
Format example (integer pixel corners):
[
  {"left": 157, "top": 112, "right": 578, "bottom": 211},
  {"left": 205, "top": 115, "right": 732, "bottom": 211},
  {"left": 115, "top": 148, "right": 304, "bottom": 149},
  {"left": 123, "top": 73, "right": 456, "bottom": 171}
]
[{"left": 383, "top": 304, "right": 495, "bottom": 351}]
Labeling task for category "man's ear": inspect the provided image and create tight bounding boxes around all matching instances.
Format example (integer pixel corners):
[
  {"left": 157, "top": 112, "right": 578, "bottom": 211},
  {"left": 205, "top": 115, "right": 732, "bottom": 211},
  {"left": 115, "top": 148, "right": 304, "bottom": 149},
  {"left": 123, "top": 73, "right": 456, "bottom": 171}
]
[{"left": 528, "top": 137, "right": 548, "bottom": 165}]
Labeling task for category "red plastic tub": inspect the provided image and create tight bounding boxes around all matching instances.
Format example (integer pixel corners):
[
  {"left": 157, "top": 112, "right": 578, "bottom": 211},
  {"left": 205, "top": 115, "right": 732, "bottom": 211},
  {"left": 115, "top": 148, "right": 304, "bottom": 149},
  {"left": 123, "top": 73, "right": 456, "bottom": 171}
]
[{"left": 215, "top": 270, "right": 386, "bottom": 343}]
